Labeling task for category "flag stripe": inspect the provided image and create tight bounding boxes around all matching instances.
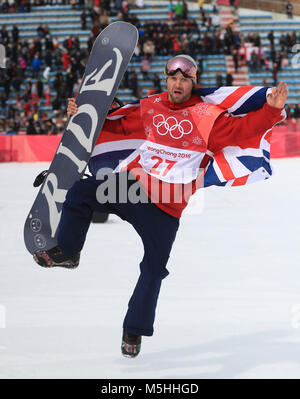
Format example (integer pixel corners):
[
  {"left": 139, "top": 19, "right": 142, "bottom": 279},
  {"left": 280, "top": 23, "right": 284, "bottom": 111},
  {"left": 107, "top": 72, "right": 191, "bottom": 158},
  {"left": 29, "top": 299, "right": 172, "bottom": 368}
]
[
  {"left": 231, "top": 175, "right": 249, "bottom": 186},
  {"left": 214, "top": 152, "right": 236, "bottom": 181},
  {"left": 219, "top": 86, "right": 255, "bottom": 110}
]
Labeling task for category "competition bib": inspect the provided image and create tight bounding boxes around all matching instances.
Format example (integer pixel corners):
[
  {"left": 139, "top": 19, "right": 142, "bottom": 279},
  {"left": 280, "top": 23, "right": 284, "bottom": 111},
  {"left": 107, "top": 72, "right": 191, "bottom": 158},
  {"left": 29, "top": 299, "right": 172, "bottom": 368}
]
[{"left": 139, "top": 94, "right": 223, "bottom": 183}]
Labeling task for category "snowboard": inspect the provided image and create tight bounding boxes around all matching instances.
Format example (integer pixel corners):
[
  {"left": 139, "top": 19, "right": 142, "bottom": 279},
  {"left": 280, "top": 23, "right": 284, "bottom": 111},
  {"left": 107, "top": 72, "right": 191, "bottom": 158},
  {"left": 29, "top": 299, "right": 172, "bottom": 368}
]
[{"left": 24, "top": 21, "right": 138, "bottom": 255}]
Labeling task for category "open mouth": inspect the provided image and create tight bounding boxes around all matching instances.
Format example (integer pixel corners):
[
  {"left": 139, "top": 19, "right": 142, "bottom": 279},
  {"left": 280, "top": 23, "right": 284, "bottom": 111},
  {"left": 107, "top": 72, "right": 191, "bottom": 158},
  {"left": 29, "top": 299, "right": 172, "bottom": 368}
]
[{"left": 173, "top": 90, "right": 183, "bottom": 96}]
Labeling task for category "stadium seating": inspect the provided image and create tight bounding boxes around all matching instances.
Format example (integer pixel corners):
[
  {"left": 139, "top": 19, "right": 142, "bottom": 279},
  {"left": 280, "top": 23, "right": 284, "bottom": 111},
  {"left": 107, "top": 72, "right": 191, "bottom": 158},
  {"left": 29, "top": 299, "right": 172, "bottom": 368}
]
[
  {"left": 239, "top": 9, "right": 300, "bottom": 104},
  {"left": 2, "top": 1, "right": 300, "bottom": 121}
]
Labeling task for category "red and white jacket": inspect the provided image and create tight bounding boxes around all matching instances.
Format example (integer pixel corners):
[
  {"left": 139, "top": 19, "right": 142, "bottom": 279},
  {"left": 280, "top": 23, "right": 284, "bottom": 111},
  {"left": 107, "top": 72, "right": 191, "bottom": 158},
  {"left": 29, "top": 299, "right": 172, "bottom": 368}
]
[{"left": 91, "top": 90, "right": 284, "bottom": 218}]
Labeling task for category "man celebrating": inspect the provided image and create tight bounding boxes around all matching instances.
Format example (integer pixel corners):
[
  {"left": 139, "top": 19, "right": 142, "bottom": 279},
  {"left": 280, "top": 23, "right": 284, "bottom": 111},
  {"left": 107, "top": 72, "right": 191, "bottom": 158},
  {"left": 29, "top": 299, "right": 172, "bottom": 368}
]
[{"left": 33, "top": 55, "right": 288, "bottom": 358}]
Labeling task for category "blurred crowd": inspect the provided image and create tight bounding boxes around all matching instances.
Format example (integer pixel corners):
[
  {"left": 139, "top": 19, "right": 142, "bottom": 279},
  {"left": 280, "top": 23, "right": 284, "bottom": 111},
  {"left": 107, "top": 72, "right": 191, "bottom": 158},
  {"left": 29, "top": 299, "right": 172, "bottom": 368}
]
[
  {"left": 0, "top": 0, "right": 297, "bottom": 134},
  {"left": 0, "top": 0, "right": 85, "bottom": 13}
]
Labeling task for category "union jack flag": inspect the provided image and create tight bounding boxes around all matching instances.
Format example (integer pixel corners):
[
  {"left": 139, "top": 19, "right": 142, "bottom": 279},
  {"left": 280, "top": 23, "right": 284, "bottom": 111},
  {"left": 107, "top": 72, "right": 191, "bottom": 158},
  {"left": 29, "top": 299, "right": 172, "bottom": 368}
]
[{"left": 89, "top": 86, "right": 286, "bottom": 188}]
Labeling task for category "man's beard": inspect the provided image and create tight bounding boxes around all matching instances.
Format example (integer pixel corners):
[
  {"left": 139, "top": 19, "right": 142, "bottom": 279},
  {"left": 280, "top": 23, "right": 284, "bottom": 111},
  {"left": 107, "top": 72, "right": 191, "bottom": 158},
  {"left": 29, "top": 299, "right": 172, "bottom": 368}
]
[{"left": 169, "top": 90, "right": 190, "bottom": 103}]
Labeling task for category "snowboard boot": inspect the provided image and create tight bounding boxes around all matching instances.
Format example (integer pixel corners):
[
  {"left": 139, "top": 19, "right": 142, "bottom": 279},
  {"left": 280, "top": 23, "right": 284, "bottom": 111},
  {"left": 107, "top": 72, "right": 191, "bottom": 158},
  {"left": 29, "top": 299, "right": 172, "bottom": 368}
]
[
  {"left": 33, "top": 245, "right": 80, "bottom": 269},
  {"left": 121, "top": 329, "right": 142, "bottom": 358}
]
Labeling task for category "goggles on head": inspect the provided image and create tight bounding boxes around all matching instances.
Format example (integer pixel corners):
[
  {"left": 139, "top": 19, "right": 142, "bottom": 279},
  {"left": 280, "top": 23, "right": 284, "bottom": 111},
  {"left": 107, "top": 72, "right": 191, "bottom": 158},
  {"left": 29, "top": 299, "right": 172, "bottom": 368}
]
[{"left": 165, "top": 56, "right": 197, "bottom": 81}]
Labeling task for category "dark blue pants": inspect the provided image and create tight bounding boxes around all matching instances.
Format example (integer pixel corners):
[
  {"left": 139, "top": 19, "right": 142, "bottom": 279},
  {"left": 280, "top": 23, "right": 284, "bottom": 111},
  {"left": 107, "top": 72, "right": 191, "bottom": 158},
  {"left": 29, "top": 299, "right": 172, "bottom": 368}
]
[{"left": 57, "top": 172, "right": 180, "bottom": 336}]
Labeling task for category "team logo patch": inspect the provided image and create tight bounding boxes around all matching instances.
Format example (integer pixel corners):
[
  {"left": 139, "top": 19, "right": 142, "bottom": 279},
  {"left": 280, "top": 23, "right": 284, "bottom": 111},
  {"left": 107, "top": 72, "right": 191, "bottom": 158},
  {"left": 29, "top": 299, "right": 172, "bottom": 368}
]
[{"left": 153, "top": 114, "right": 193, "bottom": 139}]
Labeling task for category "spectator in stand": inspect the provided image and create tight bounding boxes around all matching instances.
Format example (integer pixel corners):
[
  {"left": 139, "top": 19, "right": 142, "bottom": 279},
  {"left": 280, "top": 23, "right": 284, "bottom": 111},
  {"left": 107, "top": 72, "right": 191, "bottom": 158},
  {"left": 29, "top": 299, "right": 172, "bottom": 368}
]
[
  {"left": 197, "top": 56, "right": 204, "bottom": 78},
  {"left": 211, "top": 0, "right": 218, "bottom": 12},
  {"left": 279, "top": 34, "right": 287, "bottom": 53},
  {"left": 224, "top": 30, "right": 234, "bottom": 55},
  {"left": 216, "top": 72, "right": 223, "bottom": 86},
  {"left": 99, "top": 10, "right": 110, "bottom": 29},
  {"left": 272, "top": 62, "right": 278, "bottom": 86},
  {"left": 121, "top": 0, "right": 129, "bottom": 18},
  {"left": 141, "top": 56, "right": 151, "bottom": 80},
  {"left": 182, "top": 0, "right": 188, "bottom": 19},
  {"left": 229, "top": 0, "right": 237, "bottom": 15},
  {"left": 226, "top": 70, "right": 233, "bottom": 86},
  {"left": 293, "top": 104, "right": 300, "bottom": 118},
  {"left": 133, "top": 42, "right": 141, "bottom": 60},
  {"left": 282, "top": 52, "right": 289, "bottom": 68},
  {"left": 62, "top": 49, "right": 70, "bottom": 71},
  {"left": 44, "top": 49, "right": 53, "bottom": 68},
  {"left": 52, "top": 95, "right": 62, "bottom": 112},
  {"left": 211, "top": 9, "right": 221, "bottom": 32},
  {"left": 199, "top": 7, "right": 206, "bottom": 27},
  {"left": 285, "top": 32, "right": 293, "bottom": 52},
  {"left": 249, "top": 50, "right": 259, "bottom": 72},
  {"left": 174, "top": 0, "right": 183, "bottom": 20},
  {"left": 63, "top": 36, "right": 74, "bottom": 53},
  {"left": 273, "top": 50, "right": 282, "bottom": 71},
  {"left": 12, "top": 25, "right": 19, "bottom": 42},
  {"left": 32, "top": 53, "right": 42, "bottom": 78},
  {"left": 18, "top": 55, "right": 26, "bottom": 78},
  {"left": 152, "top": 73, "right": 161, "bottom": 93},
  {"left": 81, "top": 10, "right": 87, "bottom": 30},
  {"left": 1, "top": 26, "right": 9, "bottom": 45},
  {"left": 52, "top": 72, "right": 62, "bottom": 97},
  {"left": 36, "top": 24, "right": 45, "bottom": 39},
  {"left": 204, "top": 12, "right": 212, "bottom": 31},
  {"left": 91, "top": 0, "right": 100, "bottom": 14},
  {"left": 114, "top": 0, "right": 122, "bottom": 12},
  {"left": 73, "top": 77, "right": 82, "bottom": 96},
  {"left": 291, "top": 31, "right": 297, "bottom": 47},
  {"left": 92, "top": 21, "right": 100, "bottom": 37},
  {"left": 12, "top": 75, "right": 21, "bottom": 94},
  {"left": 128, "top": 69, "right": 139, "bottom": 98},
  {"left": 286, "top": 2, "right": 293, "bottom": 19},
  {"left": 197, "top": 0, "right": 205, "bottom": 13},
  {"left": 143, "top": 39, "right": 155, "bottom": 61},
  {"left": 268, "top": 30, "right": 274, "bottom": 47},
  {"left": 203, "top": 32, "right": 213, "bottom": 54},
  {"left": 45, "top": 119, "right": 58, "bottom": 135},
  {"left": 26, "top": 117, "right": 37, "bottom": 135},
  {"left": 120, "top": 68, "right": 129, "bottom": 89},
  {"left": 45, "top": 34, "right": 54, "bottom": 51},
  {"left": 168, "top": 0, "right": 174, "bottom": 21},
  {"left": 87, "top": 34, "right": 95, "bottom": 53},
  {"left": 66, "top": 72, "right": 77, "bottom": 98},
  {"left": 24, "top": 78, "right": 32, "bottom": 97},
  {"left": 43, "top": 25, "right": 50, "bottom": 37},
  {"left": 171, "top": 35, "right": 180, "bottom": 55},
  {"left": 36, "top": 77, "right": 44, "bottom": 100},
  {"left": 44, "top": 79, "right": 51, "bottom": 107},
  {"left": 233, "top": 48, "right": 239, "bottom": 72},
  {"left": 31, "top": 80, "right": 39, "bottom": 103},
  {"left": 0, "top": 93, "right": 7, "bottom": 113}
]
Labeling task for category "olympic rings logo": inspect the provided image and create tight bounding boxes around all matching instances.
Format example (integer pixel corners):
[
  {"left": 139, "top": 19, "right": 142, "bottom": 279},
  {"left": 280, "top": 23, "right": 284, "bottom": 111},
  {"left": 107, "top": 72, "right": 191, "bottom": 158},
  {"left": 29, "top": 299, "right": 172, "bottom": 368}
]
[{"left": 152, "top": 114, "right": 193, "bottom": 139}]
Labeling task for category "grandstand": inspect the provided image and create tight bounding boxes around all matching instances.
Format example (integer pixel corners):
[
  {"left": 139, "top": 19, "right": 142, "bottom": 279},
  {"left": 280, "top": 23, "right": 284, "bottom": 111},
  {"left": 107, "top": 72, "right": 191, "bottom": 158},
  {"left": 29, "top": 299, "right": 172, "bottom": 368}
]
[
  {"left": 238, "top": 7, "right": 300, "bottom": 104},
  {"left": 0, "top": 0, "right": 300, "bottom": 133}
]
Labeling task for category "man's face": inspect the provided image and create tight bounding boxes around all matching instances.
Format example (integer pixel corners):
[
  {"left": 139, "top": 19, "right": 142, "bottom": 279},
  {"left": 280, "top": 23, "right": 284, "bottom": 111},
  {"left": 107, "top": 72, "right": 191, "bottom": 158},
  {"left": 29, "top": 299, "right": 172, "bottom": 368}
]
[{"left": 166, "top": 72, "right": 193, "bottom": 104}]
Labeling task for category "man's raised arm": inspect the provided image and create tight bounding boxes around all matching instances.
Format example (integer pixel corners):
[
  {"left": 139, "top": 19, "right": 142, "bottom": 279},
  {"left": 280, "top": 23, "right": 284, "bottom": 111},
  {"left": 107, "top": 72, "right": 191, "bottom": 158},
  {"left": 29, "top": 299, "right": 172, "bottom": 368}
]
[{"left": 208, "top": 81, "right": 288, "bottom": 153}]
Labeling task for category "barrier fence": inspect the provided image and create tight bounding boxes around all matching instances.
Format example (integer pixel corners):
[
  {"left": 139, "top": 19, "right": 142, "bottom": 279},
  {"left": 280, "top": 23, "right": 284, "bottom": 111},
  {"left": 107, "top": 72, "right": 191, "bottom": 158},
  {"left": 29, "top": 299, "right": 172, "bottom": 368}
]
[{"left": 0, "top": 125, "right": 300, "bottom": 162}]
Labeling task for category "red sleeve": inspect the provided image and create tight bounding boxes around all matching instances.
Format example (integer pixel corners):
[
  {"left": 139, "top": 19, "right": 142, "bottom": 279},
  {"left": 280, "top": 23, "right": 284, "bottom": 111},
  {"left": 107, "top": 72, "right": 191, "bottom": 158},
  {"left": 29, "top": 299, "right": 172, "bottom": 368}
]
[
  {"left": 101, "top": 105, "right": 142, "bottom": 136},
  {"left": 208, "top": 102, "right": 284, "bottom": 153}
]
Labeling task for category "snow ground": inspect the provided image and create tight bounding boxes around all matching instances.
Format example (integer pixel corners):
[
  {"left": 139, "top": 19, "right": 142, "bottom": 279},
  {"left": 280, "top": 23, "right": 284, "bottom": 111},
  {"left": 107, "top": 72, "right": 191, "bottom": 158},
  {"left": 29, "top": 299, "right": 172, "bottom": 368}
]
[{"left": 0, "top": 159, "right": 299, "bottom": 379}]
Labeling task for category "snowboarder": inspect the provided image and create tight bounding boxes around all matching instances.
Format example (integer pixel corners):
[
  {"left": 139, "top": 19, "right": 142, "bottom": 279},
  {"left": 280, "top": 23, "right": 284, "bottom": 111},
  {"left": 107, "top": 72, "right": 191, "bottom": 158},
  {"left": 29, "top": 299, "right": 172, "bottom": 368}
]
[{"left": 33, "top": 55, "right": 288, "bottom": 358}]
